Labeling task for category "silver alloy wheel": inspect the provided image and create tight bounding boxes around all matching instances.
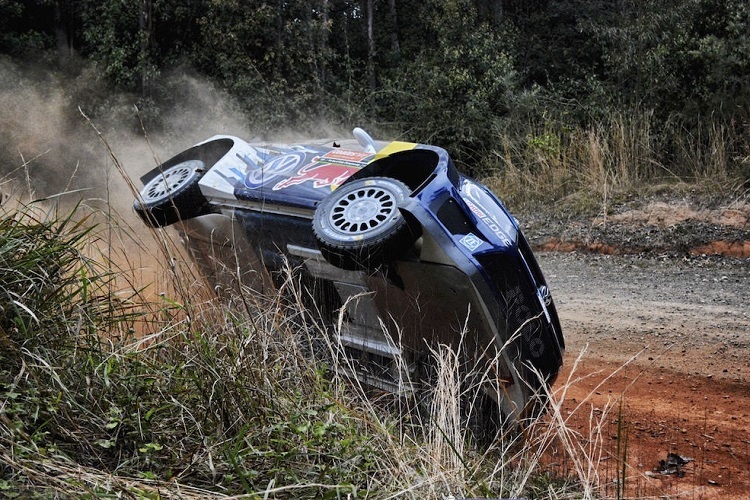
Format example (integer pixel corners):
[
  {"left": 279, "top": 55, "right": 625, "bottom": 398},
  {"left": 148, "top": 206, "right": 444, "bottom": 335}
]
[
  {"left": 313, "top": 177, "right": 418, "bottom": 270},
  {"left": 141, "top": 161, "right": 202, "bottom": 203},
  {"left": 134, "top": 159, "right": 208, "bottom": 228},
  {"left": 327, "top": 184, "right": 400, "bottom": 238}
]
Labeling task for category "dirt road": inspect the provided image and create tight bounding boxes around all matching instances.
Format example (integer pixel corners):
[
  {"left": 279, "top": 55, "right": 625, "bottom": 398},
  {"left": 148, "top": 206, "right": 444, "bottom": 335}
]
[{"left": 537, "top": 251, "right": 749, "bottom": 498}]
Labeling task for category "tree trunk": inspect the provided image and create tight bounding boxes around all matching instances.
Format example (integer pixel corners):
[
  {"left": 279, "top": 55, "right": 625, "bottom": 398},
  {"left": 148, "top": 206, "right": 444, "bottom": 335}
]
[
  {"left": 139, "top": 0, "right": 153, "bottom": 96},
  {"left": 320, "top": 0, "right": 329, "bottom": 84},
  {"left": 276, "top": 0, "right": 285, "bottom": 76},
  {"left": 365, "top": 0, "right": 376, "bottom": 92},
  {"left": 476, "top": 0, "right": 503, "bottom": 26},
  {"left": 388, "top": 0, "right": 400, "bottom": 55},
  {"left": 55, "top": 1, "right": 85, "bottom": 55},
  {"left": 305, "top": 2, "right": 318, "bottom": 79}
]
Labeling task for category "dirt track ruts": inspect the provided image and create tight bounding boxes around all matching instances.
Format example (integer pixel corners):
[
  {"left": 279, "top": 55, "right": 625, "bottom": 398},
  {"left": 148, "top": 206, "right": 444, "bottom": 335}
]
[{"left": 537, "top": 251, "right": 749, "bottom": 499}]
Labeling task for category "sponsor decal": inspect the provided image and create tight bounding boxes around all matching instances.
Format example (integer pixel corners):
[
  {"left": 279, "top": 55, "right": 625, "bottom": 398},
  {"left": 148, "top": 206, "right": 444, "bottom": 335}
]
[
  {"left": 232, "top": 147, "right": 370, "bottom": 193},
  {"left": 318, "top": 149, "right": 372, "bottom": 166},
  {"left": 463, "top": 197, "right": 509, "bottom": 243},
  {"left": 240, "top": 152, "right": 305, "bottom": 189},
  {"left": 459, "top": 233, "right": 484, "bottom": 252},
  {"left": 538, "top": 285, "right": 552, "bottom": 307},
  {"left": 272, "top": 162, "right": 362, "bottom": 190},
  {"left": 462, "top": 182, "right": 513, "bottom": 243}
]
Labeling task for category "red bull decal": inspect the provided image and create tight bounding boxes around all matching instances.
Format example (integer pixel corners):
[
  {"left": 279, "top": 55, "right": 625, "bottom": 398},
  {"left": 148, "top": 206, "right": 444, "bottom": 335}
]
[{"left": 272, "top": 162, "right": 362, "bottom": 190}]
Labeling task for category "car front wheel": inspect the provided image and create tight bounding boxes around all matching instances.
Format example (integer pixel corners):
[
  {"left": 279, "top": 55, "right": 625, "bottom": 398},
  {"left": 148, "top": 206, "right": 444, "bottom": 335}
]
[
  {"left": 133, "top": 160, "right": 209, "bottom": 227},
  {"left": 312, "top": 176, "right": 419, "bottom": 270}
]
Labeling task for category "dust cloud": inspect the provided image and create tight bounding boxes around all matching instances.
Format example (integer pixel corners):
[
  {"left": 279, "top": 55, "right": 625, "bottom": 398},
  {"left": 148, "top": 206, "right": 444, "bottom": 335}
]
[
  {"left": 0, "top": 54, "right": 255, "bottom": 219},
  {"left": 0, "top": 54, "right": 265, "bottom": 304},
  {"left": 0, "top": 54, "right": 356, "bottom": 301}
]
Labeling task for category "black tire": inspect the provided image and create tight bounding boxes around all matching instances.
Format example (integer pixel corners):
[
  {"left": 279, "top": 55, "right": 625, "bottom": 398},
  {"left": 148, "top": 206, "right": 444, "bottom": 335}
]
[
  {"left": 312, "top": 177, "right": 420, "bottom": 270},
  {"left": 133, "top": 160, "right": 209, "bottom": 227}
]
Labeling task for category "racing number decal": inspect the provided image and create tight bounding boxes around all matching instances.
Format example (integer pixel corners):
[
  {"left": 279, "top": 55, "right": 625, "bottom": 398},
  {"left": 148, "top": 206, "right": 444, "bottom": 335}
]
[{"left": 459, "top": 233, "right": 484, "bottom": 252}]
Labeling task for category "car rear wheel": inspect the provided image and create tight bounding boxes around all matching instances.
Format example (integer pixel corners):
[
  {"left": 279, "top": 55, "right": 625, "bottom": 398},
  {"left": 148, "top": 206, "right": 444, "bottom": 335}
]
[
  {"left": 312, "top": 176, "right": 419, "bottom": 270},
  {"left": 134, "top": 160, "right": 209, "bottom": 227}
]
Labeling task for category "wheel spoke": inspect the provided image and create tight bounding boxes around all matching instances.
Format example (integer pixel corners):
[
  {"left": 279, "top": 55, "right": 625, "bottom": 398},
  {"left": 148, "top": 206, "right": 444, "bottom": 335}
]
[{"left": 325, "top": 183, "right": 401, "bottom": 237}]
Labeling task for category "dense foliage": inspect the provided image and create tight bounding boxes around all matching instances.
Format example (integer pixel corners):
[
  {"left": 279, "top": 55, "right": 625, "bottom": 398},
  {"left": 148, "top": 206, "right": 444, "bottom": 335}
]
[{"left": 2, "top": 0, "right": 749, "bottom": 179}]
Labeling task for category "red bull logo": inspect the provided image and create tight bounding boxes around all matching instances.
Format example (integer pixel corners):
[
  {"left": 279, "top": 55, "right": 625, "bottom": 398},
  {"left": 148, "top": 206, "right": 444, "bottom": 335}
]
[{"left": 272, "top": 163, "right": 362, "bottom": 190}]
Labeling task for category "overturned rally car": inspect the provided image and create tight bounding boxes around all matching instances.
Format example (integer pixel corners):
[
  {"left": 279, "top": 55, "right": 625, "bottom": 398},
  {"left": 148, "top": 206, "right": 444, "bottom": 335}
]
[{"left": 133, "top": 128, "right": 564, "bottom": 428}]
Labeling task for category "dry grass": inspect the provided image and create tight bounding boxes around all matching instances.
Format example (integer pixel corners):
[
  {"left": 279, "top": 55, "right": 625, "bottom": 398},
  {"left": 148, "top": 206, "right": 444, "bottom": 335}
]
[
  {"left": 0, "top": 190, "right": 641, "bottom": 498},
  {"left": 6, "top": 115, "right": 721, "bottom": 497},
  {"left": 485, "top": 112, "right": 747, "bottom": 217}
]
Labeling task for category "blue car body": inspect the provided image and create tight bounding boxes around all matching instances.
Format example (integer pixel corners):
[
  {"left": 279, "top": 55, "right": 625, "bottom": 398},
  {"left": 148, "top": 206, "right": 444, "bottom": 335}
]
[{"left": 134, "top": 129, "right": 564, "bottom": 424}]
